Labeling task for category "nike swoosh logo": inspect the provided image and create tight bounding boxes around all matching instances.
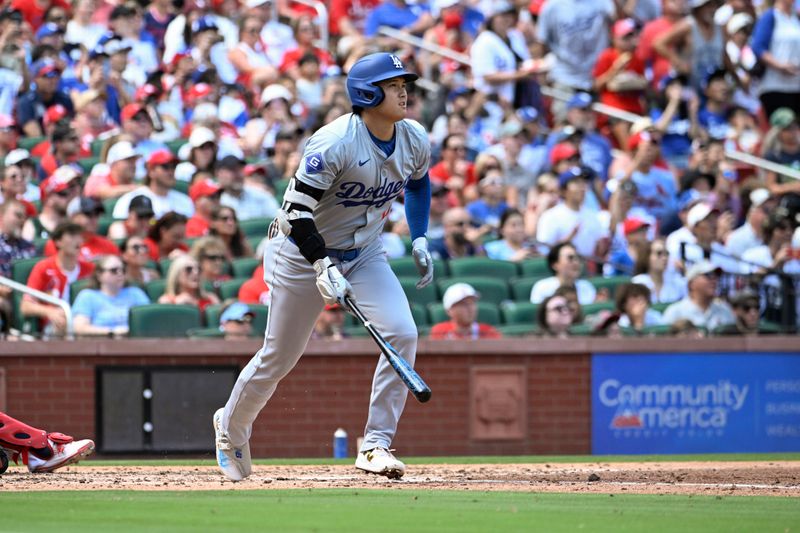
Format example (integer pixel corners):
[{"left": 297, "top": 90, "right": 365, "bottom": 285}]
[{"left": 358, "top": 159, "right": 370, "bottom": 167}]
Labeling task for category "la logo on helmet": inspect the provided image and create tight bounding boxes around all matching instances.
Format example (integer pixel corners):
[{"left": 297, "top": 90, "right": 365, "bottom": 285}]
[{"left": 391, "top": 55, "right": 403, "bottom": 69}]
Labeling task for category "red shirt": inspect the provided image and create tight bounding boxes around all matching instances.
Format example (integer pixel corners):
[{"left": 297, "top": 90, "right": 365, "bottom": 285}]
[
  {"left": 238, "top": 266, "right": 269, "bottom": 305},
  {"left": 25, "top": 255, "right": 94, "bottom": 328},
  {"left": 429, "top": 160, "right": 477, "bottom": 187},
  {"left": 11, "top": 0, "right": 71, "bottom": 31},
  {"left": 185, "top": 215, "right": 210, "bottom": 238},
  {"left": 43, "top": 232, "right": 119, "bottom": 261},
  {"left": 635, "top": 17, "right": 675, "bottom": 90},
  {"left": 144, "top": 237, "right": 189, "bottom": 262},
  {"left": 429, "top": 321, "right": 502, "bottom": 340},
  {"left": 592, "top": 47, "right": 646, "bottom": 115},
  {"left": 279, "top": 47, "right": 334, "bottom": 75},
  {"left": 329, "top": 0, "right": 381, "bottom": 35}
]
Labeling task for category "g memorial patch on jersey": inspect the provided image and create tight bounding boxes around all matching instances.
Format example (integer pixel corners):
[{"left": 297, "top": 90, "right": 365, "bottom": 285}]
[{"left": 293, "top": 113, "right": 431, "bottom": 250}]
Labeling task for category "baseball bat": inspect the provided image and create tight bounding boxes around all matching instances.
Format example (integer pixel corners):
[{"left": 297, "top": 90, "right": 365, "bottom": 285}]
[{"left": 344, "top": 296, "right": 432, "bottom": 403}]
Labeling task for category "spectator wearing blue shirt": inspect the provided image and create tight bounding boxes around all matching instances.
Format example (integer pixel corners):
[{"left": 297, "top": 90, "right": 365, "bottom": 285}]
[
  {"left": 466, "top": 169, "right": 509, "bottom": 230},
  {"left": 650, "top": 74, "right": 701, "bottom": 170},
  {"left": 72, "top": 255, "right": 150, "bottom": 337},
  {"left": 365, "top": 0, "right": 434, "bottom": 38},
  {"left": 484, "top": 209, "right": 537, "bottom": 262},
  {"left": 697, "top": 69, "right": 732, "bottom": 140},
  {"left": 16, "top": 59, "right": 74, "bottom": 138}
]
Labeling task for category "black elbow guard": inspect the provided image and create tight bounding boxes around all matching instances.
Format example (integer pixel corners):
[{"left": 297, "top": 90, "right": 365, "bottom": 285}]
[{"left": 290, "top": 217, "right": 327, "bottom": 263}]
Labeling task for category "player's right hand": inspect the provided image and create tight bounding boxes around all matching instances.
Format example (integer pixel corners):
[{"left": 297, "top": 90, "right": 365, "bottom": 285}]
[{"left": 313, "top": 257, "right": 354, "bottom": 308}]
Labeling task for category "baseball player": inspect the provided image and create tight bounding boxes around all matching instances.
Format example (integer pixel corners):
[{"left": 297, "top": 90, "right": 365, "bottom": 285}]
[{"left": 214, "top": 52, "right": 433, "bottom": 481}]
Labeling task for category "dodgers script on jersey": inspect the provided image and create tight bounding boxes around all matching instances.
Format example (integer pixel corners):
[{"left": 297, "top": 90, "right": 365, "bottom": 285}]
[{"left": 294, "top": 113, "right": 430, "bottom": 250}]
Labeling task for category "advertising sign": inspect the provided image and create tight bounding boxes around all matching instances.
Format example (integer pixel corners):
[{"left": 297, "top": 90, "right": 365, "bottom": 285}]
[{"left": 592, "top": 353, "right": 800, "bottom": 454}]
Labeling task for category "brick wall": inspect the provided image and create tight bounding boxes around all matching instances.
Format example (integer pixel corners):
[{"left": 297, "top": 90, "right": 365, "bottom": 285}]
[{"left": 1, "top": 337, "right": 793, "bottom": 458}]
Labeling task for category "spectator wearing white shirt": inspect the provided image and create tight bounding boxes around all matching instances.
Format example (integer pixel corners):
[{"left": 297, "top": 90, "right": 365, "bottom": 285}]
[
  {"left": 740, "top": 211, "right": 800, "bottom": 281},
  {"left": 726, "top": 188, "right": 770, "bottom": 259},
  {"left": 530, "top": 242, "right": 597, "bottom": 305},
  {"left": 536, "top": 166, "right": 609, "bottom": 259},
  {"left": 112, "top": 150, "right": 195, "bottom": 220},
  {"left": 631, "top": 238, "right": 687, "bottom": 304},
  {"left": 666, "top": 202, "right": 736, "bottom": 273},
  {"left": 216, "top": 155, "right": 279, "bottom": 221},
  {"left": 662, "top": 261, "right": 736, "bottom": 331}
]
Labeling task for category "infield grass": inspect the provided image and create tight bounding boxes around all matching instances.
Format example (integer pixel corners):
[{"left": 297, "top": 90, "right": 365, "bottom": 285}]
[{"left": 2, "top": 490, "right": 799, "bottom": 533}]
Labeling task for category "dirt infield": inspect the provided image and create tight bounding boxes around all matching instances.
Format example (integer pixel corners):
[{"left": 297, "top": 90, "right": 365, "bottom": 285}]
[{"left": 2, "top": 462, "right": 799, "bottom": 496}]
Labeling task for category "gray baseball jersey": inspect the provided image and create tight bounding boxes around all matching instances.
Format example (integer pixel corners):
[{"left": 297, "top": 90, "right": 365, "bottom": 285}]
[
  {"left": 295, "top": 113, "right": 430, "bottom": 249},
  {"left": 219, "top": 112, "right": 431, "bottom": 460}
]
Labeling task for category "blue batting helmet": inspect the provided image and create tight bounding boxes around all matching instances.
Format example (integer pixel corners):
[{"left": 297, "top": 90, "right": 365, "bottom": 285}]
[{"left": 346, "top": 53, "right": 418, "bottom": 108}]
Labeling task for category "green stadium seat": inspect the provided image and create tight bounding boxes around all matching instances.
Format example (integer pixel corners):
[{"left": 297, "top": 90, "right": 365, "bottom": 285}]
[
  {"left": 448, "top": 257, "right": 518, "bottom": 280},
  {"left": 498, "top": 324, "right": 539, "bottom": 337},
  {"left": 11, "top": 257, "right": 41, "bottom": 283},
  {"left": 103, "top": 197, "right": 119, "bottom": 217},
  {"left": 218, "top": 278, "right": 247, "bottom": 300},
  {"left": 588, "top": 276, "right": 631, "bottom": 297},
  {"left": 651, "top": 302, "right": 672, "bottom": 313},
  {"left": 401, "top": 236, "right": 414, "bottom": 255},
  {"left": 205, "top": 303, "right": 268, "bottom": 334},
  {"left": 437, "top": 277, "right": 510, "bottom": 305},
  {"left": 519, "top": 257, "right": 550, "bottom": 277},
  {"left": 274, "top": 179, "right": 290, "bottom": 204},
  {"left": 158, "top": 258, "right": 173, "bottom": 277},
  {"left": 18, "top": 136, "right": 45, "bottom": 151},
  {"left": 69, "top": 278, "right": 95, "bottom": 305},
  {"left": 581, "top": 301, "right": 616, "bottom": 317},
  {"left": 409, "top": 302, "right": 428, "bottom": 326},
  {"left": 344, "top": 325, "right": 370, "bottom": 338},
  {"left": 231, "top": 257, "right": 260, "bottom": 278},
  {"left": 247, "top": 235, "right": 264, "bottom": 254},
  {"left": 33, "top": 238, "right": 47, "bottom": 255},
  {"left": 11, "top": 291, "right": 40, "bottom": 335},
  {"left": 90, "top": 138, "right": 105, "bottom": 156},
  {"left": 427, "top": 302, "right": 501, "bottom": 326},
  {"left": 509, "top": 276, "right": 545, "bottom": 301},
  {"left": 128, "top": 304, "right": 201, "bottom": 337},
  {"left": 239, "top": 218, "right": 272, "bottom": 238},
  {"left": 166, "top": 138, "right": 187, "bottom": 154},
  {"left": 388, "top": 256, "right": 447, "bottom": 278},
  {"left": 173, "top": 181, "right": 189, "bottom": 195},
  {"left": 500, "top": 301, "right": 539, "bottom": 325},
  {"left": 97, "top": 215, "right": 114, "bottom": 237},
  {"left": 398, "top": 276, "right": 439, "bottom": 306},
  {"left": 568, "top": 323, "right": 596, "bottom": 336},
  {"left": 144, "top": 279, "right": 167, "bottom": 301},
  {"left": 78, "top": 157, "right": 100, "bottom": 175}
]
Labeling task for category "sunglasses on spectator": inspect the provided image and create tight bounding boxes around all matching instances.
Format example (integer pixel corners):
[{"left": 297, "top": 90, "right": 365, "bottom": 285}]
[
  {"left": 448, "top": 145, "right": 466, "bottom": 152},
  {"left": 157, "top": 163, "right": 177, "bottom": 170},
  {"left": 230, "top": 316, "right": 253, "bottom": 324},
  {"left": 55, "top": 189, "right": 75, "bottom": 198},
  {"left": 547, "top": 304, "right": 571, "bottom": 314},
  {"left": 738, "top": 304, "right": 759, "bottom": 312},
  {"left": 483, "top": 164, "right": 501, "bottom": 171},
  {"left": 450, "top": 220, "right": 470, "bottom": 227},
  {"left": 101, "top": 266, "right": 125, "bottom": 275},
  {"left": 130, "top": 244, "right": 149, "bottom": 253},
  {"left": 203, "top": 254, "right": 226, "bottom": 262},
  {"left": 215, "top": 215, "right": 235, "bottom": 222}
]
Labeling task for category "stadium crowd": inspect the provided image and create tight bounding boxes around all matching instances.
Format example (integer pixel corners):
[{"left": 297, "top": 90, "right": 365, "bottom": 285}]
[{"left": 0, "top": 0, "right": 799, "bottom": 341}]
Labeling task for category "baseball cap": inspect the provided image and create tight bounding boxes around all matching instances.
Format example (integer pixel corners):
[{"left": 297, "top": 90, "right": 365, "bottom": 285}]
[
  {"left": 121, "top": 103, "right": 149, "bottom": 123},
  {"left": 147, "top": 149, "right": 177, "bottom": 168},
  {"left": 442, "top": 282, "right": 479, "bottom": 311},
  {"left": 686, "top": 260, "right": 722, "bottom": 283},
  {"left": 129, "top": 195, "right": 155, "bottom": 217},
  {"left": 67, "top": 196, "right": 105, "bottom": 217},
  {"left": 550, "top": 142, "right": 579, "bottom": 165},
  {"left": 567, "top": 92, "right": 593, "bottom": 110},
  {"left": 770, "top": 107, "right": 797, "bottom": 129},
  {"left": 726, "top": 12, "right": 753, "bottom": 34},
  {"left": 730, "top": 290, "right": 759, "bottom": 309},
  {"left": 486, "top": 0, "right": 515, "bottom": 17},
  {"left": 244, "top": 163, "right": 267, "bottom": 177},
  {"left": 689, "top": 0, "right": 714, "bottom": 8},
  {"left": 31, "top": 58, "right": 62, "bottom": 78},
  {"left": 516, "top": 106, "right": 539, "bottom": 123},
  {"left": 186, "top": 83, "right": 213, "bottom": 102},
  {"left": 260, "top": 84, "right": 292, "bottom": 107},
  {"left": 246, "top": 0, "right": 273, "bottom": 6},
  {"left": 106, "top": 141, "right": 140, "bottom": 165},
  {"left": 103, "top": 38, "right": 132, "bottom": 56},
  {"left": 557, "top": 166, "right": 587, "bottom": 189},
  {"left": 35, "top": 22, "right": 64, "bottom": 41},
  {"left": 220, "top": 302, "right": 255, "bottom": 324},
  {"left": 623, "top": 218, "right": 649, "bottom": 236},
  {"left": 189, "top": 178, "right": 222, "bottom": 201},
  {"left": 5, "top": 148, "right": 31, "bottom": 167},
  {"left": 686, "top": 203, "right": 720, "bottom": 229},
  {"left": 134, "top": 83, "right": 160, "bottom": 102},
  {"left": 191, "top": 16, "right": 218, "bottom": 33},
  {"left": 189, "top": 127, "right": 217, "bottom": 148},
  {"left": 40, "top": 165, "right": 80, "bottom": 199},
  {"left": 613, "top": 18, "right": 637, "bottom": 38},
  {"left": 750, "top": 188, "right": 771, "bottom": 208},
  {"left": 216, "top": 154, "right": 245, "bottom": 170}
]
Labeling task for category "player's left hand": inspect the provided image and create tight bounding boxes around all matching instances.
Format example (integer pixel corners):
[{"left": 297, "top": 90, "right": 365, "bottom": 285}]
[{"left": 411, "top": 237, "right": 434, "bottom": 289}]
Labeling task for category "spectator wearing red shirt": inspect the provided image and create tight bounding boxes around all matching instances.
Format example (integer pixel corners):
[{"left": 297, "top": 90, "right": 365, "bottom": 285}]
[
  {"left": 144, "top": 211, "right": 189, "bottom": 261},
  {"left": 279, "top": 15, "right": 335, "bottom": 80},
  {"left": 186, "top": 178, "right": 222, "bottom": 238},
  {"left": 329, "top": 0, "right": 381, "bottom": 40},
  {"left": 429, "top": 283, "right": 502, "bottom": 340},
  {"left": 37, "top": 121, "right": 82, "bottom": 183},
  {"left": 22, "top": 221, "right": 94, "bottom": 336},
  {"left": 10, "top": 0, "right": 70, "bottom": 31},
  {"left": 593, "top": 18, "right": 648, "bottom": 148},
  {"left": 43, "top": 197, "right": 119, "bottom": 261},
  {"left": 238, "top": 264, "right": 269, "bottom": 305},
  {"left": 636, "top": 0, "right": 686, "bottom": 90},
  {"left": 430, "top": 133, "right": 477, "bottom": 188},
  {"left": 30, "top": 104, "right": 70, "bottom": 158}
]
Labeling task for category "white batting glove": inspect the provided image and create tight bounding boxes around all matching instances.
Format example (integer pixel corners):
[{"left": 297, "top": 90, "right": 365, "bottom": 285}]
[
  {"left": 313, "top": 257, "right": 354, "bottom": 307},
  {"left": 411, "top": 237, "right": 434, "bottom": 289}
]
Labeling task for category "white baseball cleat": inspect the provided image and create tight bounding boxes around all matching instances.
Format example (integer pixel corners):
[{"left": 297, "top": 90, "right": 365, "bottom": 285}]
[
  {"left": 355, "top": 447, "right": 405, "bottom": 479},
  {"left": 28, "top": 438, "right": 95, "bottom": 473},
  {"left": 213, "top": 408, "right": 252, "bottom": 482}
]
